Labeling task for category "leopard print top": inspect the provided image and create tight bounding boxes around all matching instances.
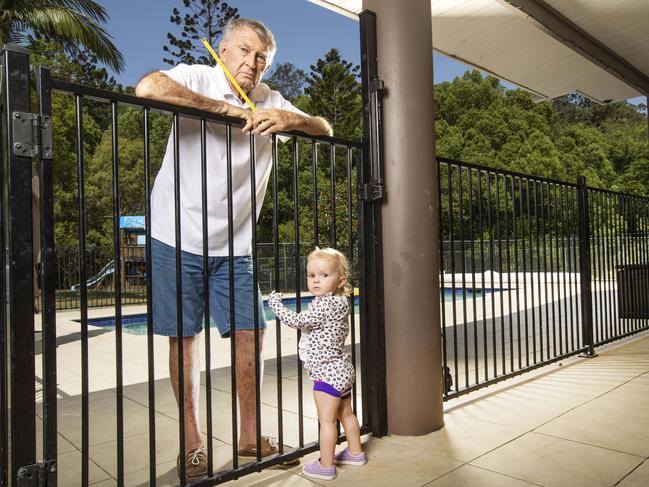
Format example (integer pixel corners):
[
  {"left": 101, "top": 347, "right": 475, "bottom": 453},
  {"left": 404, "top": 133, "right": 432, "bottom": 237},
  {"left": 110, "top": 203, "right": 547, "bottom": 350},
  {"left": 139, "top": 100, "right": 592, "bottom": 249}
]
[{"left": 268, "top": 291, "right": 355, "bottom": 393}]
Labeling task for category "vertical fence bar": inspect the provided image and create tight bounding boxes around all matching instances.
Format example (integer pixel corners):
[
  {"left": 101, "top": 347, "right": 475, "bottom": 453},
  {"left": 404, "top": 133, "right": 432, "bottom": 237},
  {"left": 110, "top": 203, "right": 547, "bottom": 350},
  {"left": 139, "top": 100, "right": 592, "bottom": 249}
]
[
  {"left": 541, "top": 183, "right": 550, "bottom": 359},
  {"left": 0, "top": 77, "right": 5, "bottom": 483},
  {"left": 172, "top": 114, "right": 186, "bottom": 484},
  {"left": 447, "top": 166, "right": 458, "bottom": 387},
  {"left": 570, "top": 189, "right": 580, "bottom": 348},
  {"left": 486, "top": 172, "right": 497, "bottom": 377},
  {"left": 36, "top": 67, "right": 57, "bottom": 485},
  {"left": 527, "top": 179, "right": 536, "bottom": 364},
  {"left": 559, "top": 186, "right": 569, "bottom": 354},
  {"left": 225, "top": 124, "right": 239, "bottom": 469},
  {"left": 577, "top": 177, "right": 595, "bottom": 357},
  {"left": 142, "top": 107, "right": 157, "bottom": 486},
  {"left": 291, "top": 137, "right": 304, "bottom": 447},
  {"left": 330, "top": 143, "right": 337, "bottom": 246},
  {"left": 640, "top": 198, "right": 649, "bottom": 327},
  {"left": 478, "top": 170, "right": 488, "bottom": 381},
  {"left": 346, "top": 148, "right": 358, "bottom": 413},
  {"left": 2, "top": 45, "right": 36, "bottom": 486},
  {"left": 621, "top": 195, "right": 628, "bottom": 334},
  {"left": 199, "top": 119, "right": 213, "bottom": 475},
  {"left": 438, "top": 164, "right": 448, "bottom": 393},
  {"left": 520, "top": 178, "right": 529, "bottom": 367},
  {"left": 549, "top": 185, "right": 558, "bottom": 357},
  {"left": 613, "top": 193, "right": 621, "bottom": 336},
  {"left": 512, "top": 176, "right": 521, "bottom": 368},
  {"left": 312, "top": 140, "right": 319, "bottom": 247},
  {"left": 504, "top": 177, "right": 513, "bottom": 370},
  {"left": 600, "top": 191, "right": 608, "bottom": 340},
  {"left": 468, "top": 169, "right": 478, "bottom": 385},
  {"left": 271, "top": 135, "right": 284, "bottom": 454},
  {"left": 110, "top": 100, "right": 125, "bottom": 486},
  {"left": 592, "top": 190, "right": 601, "bottom": 342},
  {"left": 74, "top": 93, "right": 90, "bottom": 487},
  {"left": 604, "top": 193, "right": 613, "bottom": 341},
  {"left": 457, "top": 168, "right": 468, "bottom": 388},
  {"left": 495, "top": 175, "right": 504, "bottom": 374},
  {"left": 249, "top": 133, "right": 262, "bottom": 460},
  {"left": 534, "top": 181, "right": 544, "bottom": 362}
]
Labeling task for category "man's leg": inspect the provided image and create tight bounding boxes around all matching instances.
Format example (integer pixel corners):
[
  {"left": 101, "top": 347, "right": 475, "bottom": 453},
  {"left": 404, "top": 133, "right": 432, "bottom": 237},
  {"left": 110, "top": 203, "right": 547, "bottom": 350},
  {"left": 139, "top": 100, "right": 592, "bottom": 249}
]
[
  {"left": 236, "top": 329, "right": 264, "bottom": 447},
  {"left": 169, "top": 335, "right": 203, "bottom": 453}
]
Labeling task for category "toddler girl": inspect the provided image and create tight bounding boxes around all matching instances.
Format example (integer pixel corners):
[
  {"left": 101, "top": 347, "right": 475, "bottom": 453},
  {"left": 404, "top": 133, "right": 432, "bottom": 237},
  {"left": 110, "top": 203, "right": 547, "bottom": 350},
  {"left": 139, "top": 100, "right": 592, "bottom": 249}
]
[{"left": 268, "top": 247, "right": 366, "bottom": 480}]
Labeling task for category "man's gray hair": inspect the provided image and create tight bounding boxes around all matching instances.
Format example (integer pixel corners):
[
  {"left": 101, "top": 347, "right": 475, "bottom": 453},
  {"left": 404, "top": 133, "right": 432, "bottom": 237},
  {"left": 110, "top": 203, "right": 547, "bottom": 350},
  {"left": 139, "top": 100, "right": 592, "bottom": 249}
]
[{"left": 223, "top": 18, "right": 276, "bottom": 65}]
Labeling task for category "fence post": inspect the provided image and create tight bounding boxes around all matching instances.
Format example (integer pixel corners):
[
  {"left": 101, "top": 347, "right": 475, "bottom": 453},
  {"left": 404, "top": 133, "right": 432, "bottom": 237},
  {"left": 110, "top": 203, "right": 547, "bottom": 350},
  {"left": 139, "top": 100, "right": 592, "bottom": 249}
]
[
  {"left": 359, "top": 10, "right": 388, "bottom": 436},
  {"left": 577, "top": 176, "right": 597, "bottom": 357},
  {"left": 1, "top": 44, "right": 38, "bottom": 484}
]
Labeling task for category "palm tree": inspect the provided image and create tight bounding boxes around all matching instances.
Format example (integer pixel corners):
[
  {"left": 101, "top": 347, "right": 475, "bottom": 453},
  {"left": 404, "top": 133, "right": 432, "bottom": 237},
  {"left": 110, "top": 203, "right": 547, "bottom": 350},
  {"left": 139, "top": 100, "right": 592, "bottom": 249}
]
[{"left": 0, "top": 0, "right": 124, "bottom": 72}]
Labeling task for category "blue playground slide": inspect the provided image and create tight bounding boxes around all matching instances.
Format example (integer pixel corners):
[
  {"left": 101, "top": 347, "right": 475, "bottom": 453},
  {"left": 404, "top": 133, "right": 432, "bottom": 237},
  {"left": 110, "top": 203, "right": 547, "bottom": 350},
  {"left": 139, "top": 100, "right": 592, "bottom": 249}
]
[{"left": 70, "top": 260, "right": 115, "bottom": 291}]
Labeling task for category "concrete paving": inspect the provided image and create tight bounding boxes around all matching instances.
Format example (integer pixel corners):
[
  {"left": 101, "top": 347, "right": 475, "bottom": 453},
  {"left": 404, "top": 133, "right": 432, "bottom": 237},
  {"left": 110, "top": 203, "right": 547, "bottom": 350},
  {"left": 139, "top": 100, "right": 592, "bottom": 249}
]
[{"left": 34, "top": 305, "right": 649, "bottom": 486}]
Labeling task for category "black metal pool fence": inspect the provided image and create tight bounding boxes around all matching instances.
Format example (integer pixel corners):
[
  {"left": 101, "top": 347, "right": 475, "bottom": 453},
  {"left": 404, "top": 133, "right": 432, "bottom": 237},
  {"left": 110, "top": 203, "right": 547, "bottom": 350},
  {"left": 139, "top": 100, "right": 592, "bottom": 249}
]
[
  {"left": 438, "top": 157, "right": 649, "bottom": 399},
  {"left": 0, "top": 25, "right": 387, "bottom": 487}
]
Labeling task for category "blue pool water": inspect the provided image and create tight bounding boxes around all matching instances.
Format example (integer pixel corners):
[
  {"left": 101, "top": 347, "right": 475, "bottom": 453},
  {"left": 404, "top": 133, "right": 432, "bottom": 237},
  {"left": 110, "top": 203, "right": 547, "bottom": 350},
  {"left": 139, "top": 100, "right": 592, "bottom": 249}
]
[{"left": 81, "top": 288, "right": 492, "bottom": 335}]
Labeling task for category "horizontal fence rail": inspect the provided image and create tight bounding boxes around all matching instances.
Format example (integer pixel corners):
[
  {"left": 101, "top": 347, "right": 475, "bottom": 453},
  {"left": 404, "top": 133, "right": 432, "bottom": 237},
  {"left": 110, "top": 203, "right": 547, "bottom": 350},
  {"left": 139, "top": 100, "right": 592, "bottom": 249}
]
[{"left": 438, "top": 157, "right": 649, "bottom": 399}]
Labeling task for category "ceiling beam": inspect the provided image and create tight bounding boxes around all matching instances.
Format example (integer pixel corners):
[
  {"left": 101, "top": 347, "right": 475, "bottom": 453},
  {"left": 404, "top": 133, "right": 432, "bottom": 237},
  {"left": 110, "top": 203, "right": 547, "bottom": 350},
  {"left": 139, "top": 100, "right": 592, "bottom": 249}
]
[{"left": 503, "top": 0, "right": 649, "bottom": 98}]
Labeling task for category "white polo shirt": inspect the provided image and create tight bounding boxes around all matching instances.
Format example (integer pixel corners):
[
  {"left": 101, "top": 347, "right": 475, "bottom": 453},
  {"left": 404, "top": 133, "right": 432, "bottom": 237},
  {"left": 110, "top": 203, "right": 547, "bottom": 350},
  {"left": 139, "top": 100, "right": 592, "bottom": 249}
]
[{"left": 150, "top": 63, "right": 307, "bottom": 256}]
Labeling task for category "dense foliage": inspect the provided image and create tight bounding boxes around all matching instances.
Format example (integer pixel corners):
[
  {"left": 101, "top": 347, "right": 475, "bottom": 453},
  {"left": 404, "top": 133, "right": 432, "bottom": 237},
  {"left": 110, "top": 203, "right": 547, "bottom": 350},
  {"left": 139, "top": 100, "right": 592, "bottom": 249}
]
[{"left": 29, "top": 40, "right": 648, "bottom": 249}]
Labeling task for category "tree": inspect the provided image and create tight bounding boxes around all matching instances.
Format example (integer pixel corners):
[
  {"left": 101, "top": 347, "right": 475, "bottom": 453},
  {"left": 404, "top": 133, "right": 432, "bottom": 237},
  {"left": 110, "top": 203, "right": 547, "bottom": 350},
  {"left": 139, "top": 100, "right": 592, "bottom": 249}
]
[
  {"left": 163, "top": 0, "right": 238, "bottom": 66},
  {"left": 265, "top": 62, "right": 307, "bottom": 100},
  {"left": 0, "top": 0, "right": 123, "bottom": 72},
  {"left": 305, "top": 49, "right": 362, "bottom": 139}
]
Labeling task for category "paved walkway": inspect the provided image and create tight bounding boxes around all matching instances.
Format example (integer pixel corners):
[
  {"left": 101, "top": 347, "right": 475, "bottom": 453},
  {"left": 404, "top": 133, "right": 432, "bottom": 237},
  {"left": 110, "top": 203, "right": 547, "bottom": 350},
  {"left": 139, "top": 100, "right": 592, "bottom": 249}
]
[{"left": 221, "top": 332, "right": 649, "bottom": 487}]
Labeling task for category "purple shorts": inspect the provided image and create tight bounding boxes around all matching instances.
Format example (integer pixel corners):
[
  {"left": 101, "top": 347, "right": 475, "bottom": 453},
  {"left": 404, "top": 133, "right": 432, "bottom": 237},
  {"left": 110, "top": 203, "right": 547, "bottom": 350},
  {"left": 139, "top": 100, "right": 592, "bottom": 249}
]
[{"left": 313, "top": 380, "right": 351, "bottom": 399}]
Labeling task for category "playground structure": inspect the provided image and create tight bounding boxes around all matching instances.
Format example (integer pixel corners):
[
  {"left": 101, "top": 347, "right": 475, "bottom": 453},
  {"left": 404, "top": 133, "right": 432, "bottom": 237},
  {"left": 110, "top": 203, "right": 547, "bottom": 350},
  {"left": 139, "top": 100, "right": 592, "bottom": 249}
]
[{"left": 69, "top": 216, "right": 146, "bottom": 292}]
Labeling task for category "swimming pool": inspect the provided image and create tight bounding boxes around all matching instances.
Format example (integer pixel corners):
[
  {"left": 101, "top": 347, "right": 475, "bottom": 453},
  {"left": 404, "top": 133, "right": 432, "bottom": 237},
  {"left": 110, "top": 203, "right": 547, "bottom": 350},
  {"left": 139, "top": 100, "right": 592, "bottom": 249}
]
[{"left": 80, "top": 288, "right": 493, "bottom": 335}]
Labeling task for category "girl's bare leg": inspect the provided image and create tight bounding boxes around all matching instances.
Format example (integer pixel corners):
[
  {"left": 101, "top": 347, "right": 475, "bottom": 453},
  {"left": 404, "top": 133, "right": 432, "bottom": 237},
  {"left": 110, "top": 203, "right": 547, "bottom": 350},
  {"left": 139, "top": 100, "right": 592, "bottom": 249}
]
[
  {"left": 337, "top": 396, "right": 362, "bottom": 454},
  {"left": 313, "top": 391, "right": 341, "bottom": 467}
]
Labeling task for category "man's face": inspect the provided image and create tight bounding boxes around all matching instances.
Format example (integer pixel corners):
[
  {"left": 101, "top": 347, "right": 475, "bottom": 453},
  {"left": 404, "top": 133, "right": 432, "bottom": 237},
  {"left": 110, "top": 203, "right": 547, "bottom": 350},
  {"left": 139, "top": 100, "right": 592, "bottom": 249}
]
[{"left": 219, "top": 26, "right": 271, "bottom": 94}]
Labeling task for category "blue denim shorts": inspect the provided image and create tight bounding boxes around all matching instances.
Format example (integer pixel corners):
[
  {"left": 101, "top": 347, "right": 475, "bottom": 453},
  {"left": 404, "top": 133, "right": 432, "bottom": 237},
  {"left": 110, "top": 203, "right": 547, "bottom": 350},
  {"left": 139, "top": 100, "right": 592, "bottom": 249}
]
[{"left": 151, "top": 239, "right": 266, "bottom": 338}]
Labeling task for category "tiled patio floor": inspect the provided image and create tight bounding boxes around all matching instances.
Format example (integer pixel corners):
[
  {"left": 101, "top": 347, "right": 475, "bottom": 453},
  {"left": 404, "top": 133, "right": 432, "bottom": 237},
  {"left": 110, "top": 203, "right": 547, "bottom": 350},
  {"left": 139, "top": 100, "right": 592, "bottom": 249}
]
[
  {"left": 37, "top": 307, "right": 648, "bottom": 486},
  {"left": 218, "top": 332, "right": 649, "bottom": 487}
]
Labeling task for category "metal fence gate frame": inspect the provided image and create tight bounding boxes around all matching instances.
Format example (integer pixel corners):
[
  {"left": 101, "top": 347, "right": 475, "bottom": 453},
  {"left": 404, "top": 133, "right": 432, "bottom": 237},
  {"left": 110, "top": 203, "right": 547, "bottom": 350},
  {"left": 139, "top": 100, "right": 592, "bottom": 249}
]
[{"left": 0, "top": 13, "right": 389, "bottom": 485}]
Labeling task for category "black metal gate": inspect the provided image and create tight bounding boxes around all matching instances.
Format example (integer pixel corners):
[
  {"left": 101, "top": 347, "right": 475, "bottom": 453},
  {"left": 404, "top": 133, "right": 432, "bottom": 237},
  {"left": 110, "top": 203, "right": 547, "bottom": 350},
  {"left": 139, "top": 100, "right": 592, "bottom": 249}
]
[{"left": 0, "top": 13, "right": 388, "bottom": 484}]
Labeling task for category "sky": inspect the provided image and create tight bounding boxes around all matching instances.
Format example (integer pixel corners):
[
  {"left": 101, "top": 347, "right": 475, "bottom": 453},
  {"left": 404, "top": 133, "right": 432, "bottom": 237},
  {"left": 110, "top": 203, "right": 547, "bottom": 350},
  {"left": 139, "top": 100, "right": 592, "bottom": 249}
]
[
  {"left": 101, "top": 0, "right": 498, "bottom": 87},
  {"left": 100, "top": 0, "right": 645, "bottom": 107}
]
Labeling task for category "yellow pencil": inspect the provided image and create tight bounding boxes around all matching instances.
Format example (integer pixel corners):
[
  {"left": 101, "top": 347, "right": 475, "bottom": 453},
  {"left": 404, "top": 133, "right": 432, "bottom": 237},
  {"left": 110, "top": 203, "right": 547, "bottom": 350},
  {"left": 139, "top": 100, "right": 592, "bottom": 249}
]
[{"left": 201, "top": 37, "right": 257, "bottom": 112}]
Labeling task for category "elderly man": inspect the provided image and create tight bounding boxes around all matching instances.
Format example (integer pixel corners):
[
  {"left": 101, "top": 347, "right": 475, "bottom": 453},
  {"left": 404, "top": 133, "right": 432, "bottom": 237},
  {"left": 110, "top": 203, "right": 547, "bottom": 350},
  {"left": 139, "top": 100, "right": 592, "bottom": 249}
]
[{"left": 135, "top": 18, "right": 332, "bottom": 480}]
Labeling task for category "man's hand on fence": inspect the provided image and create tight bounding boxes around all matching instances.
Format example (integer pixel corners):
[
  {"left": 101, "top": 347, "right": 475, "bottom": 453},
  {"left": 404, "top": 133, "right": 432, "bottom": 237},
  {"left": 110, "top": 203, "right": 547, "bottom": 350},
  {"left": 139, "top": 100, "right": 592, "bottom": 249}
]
[{"left": 243, "top": 109, "right": 298, "bottom": 136}]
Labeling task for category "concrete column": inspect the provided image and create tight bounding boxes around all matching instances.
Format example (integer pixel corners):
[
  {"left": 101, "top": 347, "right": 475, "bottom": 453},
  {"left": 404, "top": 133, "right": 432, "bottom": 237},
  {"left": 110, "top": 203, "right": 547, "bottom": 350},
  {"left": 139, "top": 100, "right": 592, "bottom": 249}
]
[{"left": 362, "top": 0, "right": 443, "bottom": 434}]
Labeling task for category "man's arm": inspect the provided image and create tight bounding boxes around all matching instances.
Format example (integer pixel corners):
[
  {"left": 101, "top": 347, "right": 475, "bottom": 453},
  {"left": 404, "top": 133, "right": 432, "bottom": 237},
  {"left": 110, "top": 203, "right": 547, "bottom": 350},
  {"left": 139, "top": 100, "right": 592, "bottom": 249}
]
[
  {"left": 135, "top": 72, "right": 249, "bottom": 121},
  {"left": 244, "top": 109, "right": 333, "bottom": 137}
]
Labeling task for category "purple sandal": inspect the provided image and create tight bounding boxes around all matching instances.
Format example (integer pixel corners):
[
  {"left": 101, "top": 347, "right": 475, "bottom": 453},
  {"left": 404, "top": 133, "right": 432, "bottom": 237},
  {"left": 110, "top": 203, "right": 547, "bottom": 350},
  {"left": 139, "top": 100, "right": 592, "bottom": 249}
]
[
  {"left": 302, "top": 459, "right": 337, "bottom": 480},
  {"left": 334, "top": 447, "right": 367, "bottom": 465}
]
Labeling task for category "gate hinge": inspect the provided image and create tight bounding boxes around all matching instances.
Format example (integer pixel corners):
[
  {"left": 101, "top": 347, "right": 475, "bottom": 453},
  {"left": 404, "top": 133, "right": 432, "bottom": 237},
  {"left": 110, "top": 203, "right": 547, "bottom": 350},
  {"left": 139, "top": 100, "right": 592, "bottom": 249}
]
[
  {"left": 12, "top": 111, "right": 53, "bottom": 159},
  {"left": 359, "top": 182, "right": 385, "bottom": 202},
  {"left": 369, "top": 78, "right": 384, "bottom": 93},
  {"left": 17, "top": 459, "right": 56, "bottom": 486}
]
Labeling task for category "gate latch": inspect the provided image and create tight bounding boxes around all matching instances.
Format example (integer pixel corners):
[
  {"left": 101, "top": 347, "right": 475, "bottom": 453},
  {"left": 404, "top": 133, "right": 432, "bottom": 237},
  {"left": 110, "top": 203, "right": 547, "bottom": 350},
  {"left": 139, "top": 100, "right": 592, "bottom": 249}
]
[
  {"left": 359, "top": 182, "right": 385, "bottom": 202},
  {"left": 12, "top": 111, "right": 53, "bottom": 159},
  {"left": 17, "top": 460, "right": 56, "bottom": 486}
]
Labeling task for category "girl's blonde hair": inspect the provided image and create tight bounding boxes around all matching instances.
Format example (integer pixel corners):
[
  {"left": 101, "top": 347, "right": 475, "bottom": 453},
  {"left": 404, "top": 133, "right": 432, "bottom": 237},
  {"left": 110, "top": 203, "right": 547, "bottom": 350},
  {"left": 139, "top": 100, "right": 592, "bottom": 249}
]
[{"left": 307, "top": 247, "right": 354, "bottom": 296}]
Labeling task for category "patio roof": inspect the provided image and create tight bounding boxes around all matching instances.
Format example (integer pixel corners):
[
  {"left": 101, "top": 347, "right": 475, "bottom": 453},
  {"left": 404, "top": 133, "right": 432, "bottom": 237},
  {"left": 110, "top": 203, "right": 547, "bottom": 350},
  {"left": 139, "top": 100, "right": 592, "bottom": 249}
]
[{"left": 308, "top": 0, "right": 649, "bottom": 103}]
